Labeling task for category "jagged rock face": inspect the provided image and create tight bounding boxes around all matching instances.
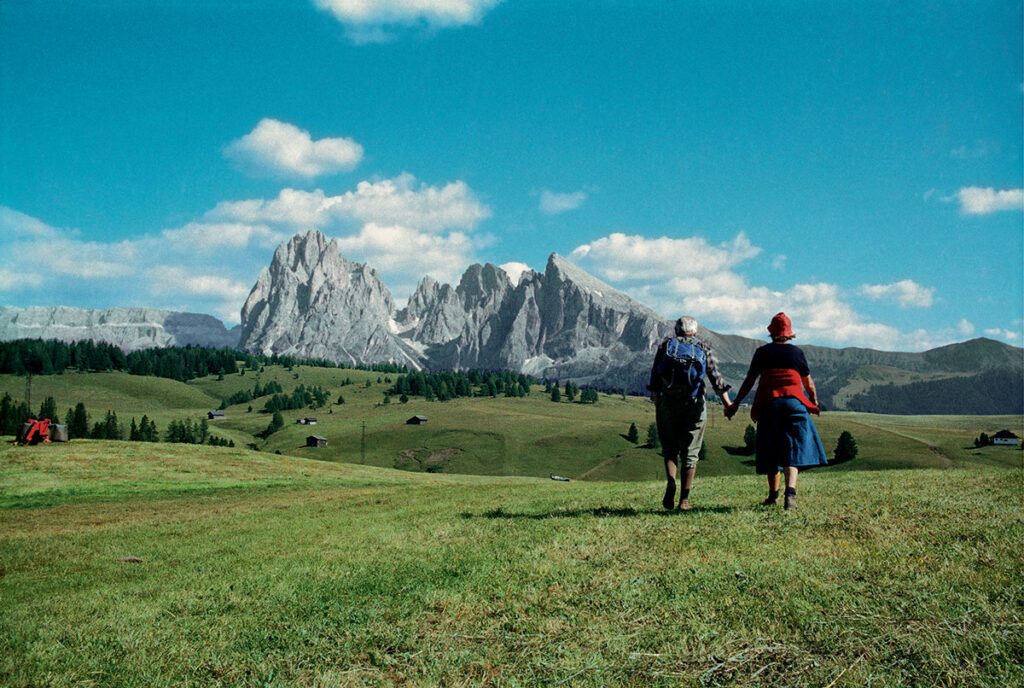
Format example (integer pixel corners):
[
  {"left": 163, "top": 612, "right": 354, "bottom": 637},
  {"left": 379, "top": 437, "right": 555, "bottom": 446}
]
[
  {"left": 239, "top": 231, "right": 674, "bottom": 386},
  {"left": 397, "top": 253, "right": 672, "bottom": 387},
  {"left": 239, "top": 230, "right": 423, "bottom": 367},
  {"left": 0, "top": 306, "right": 240, "bottom": 350}
]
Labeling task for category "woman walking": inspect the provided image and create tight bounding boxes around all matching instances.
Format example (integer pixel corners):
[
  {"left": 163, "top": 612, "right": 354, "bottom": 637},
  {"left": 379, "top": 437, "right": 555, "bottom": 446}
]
[{"left": 725, "top": 313, "right": 827, "bottom": 509}]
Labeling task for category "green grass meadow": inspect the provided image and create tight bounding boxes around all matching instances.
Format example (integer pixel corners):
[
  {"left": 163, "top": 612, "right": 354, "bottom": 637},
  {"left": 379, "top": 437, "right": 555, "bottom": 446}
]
[{"left": 1, "top": 368, "right": 1022, "bottom": 686}]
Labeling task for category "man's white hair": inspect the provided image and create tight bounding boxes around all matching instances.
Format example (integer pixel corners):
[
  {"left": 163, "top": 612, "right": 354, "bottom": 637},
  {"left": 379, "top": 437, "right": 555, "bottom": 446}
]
[{"left": 675, "top": 316, "right": 699, "bottom": 336}]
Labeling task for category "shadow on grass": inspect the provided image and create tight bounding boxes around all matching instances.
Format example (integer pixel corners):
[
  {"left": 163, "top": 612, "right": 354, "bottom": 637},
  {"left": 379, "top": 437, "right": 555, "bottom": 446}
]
[
  {"left": 461, "top": 505, "right": 737, "bottom": 520},
  {"left": 723, "top": 445, "right": 755, "bottom": 457}
]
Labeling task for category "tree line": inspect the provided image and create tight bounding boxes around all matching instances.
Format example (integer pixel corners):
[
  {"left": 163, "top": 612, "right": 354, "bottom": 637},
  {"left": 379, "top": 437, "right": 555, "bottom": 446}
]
[
  {"left": 846, "top": 370, "right": 1022, "bottom": 415},
  {"left": 545, "top": 380, "right": 599, "bottom": 404},
  {"left": 388, "top": 370, "right": 535, "bottom": 401},
  {"left": 262, "top": 384, "right": 331, "bottom": 413},
  {"left": 0, "top": 339, "right": 410, "bottom": 383},
  {"left": 219, "top": 381, "right": 285, "bottom": 409}
]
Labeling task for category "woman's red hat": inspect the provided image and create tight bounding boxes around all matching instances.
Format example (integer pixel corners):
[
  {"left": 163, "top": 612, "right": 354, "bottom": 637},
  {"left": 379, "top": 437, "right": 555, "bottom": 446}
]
[{"left": 767, "top": 312, "right": 794, "bottom": 338}]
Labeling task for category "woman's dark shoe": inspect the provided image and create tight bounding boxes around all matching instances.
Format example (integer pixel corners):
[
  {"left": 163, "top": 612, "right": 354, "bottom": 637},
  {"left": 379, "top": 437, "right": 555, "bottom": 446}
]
[
  {"left": 662, "top": 480, "right": 676, "bottom": 510},
  {"left": 762, "top": 495, "right": 779, "bottom": 506}
]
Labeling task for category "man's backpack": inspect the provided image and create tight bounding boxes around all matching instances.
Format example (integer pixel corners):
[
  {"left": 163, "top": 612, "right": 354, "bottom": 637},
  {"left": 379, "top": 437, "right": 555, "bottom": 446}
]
[{"left": 657, "top": 338, "right": 707, "bottom": 400}]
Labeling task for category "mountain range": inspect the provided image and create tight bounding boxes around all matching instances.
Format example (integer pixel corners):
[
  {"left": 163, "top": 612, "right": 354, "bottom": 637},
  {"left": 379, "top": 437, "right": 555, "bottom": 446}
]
[{"left": 3, "top": 229, "right": 1021, "bottom": 413}]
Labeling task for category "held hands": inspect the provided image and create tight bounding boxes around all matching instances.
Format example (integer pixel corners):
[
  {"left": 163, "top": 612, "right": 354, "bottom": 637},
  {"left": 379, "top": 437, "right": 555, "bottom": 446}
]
[{"left": 723, "top": 402, "right": 739, "bottom": 420}]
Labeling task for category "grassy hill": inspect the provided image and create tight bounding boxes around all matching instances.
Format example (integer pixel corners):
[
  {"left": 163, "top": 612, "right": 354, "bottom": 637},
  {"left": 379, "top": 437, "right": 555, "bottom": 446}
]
[
  {"left": 4, "top": 367, "right": 1021, "bottom": 482},
  {"left": 1, "top": 442, "right": 1021, "bottom": 687}
]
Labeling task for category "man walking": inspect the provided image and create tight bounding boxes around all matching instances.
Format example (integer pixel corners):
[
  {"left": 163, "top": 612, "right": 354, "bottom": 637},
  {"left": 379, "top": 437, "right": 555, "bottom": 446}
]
[{"left": 649, "top": 317, "right": 732, "bottom": 510}]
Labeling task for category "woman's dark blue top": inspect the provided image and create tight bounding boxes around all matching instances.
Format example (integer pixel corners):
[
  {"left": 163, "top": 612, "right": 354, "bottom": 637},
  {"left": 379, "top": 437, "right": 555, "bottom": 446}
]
[{"left": 747, "top": 343, "right": 810, "bottom": 378}]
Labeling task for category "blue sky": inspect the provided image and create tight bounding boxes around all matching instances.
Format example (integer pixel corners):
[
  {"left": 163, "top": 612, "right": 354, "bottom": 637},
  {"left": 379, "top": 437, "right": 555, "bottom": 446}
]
[{"left": 1, "top": 0, "right": 1021, "bottom": 350}]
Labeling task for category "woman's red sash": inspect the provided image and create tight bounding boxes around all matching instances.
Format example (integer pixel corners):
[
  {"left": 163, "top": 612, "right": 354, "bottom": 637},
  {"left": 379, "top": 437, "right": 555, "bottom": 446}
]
[{"left": 751, "top": 368, "right": 819, "bottom": 423}]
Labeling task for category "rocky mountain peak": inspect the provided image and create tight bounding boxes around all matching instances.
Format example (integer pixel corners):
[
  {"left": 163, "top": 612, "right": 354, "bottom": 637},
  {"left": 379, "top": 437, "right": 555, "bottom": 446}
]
[
  {"left": 238, "top": 229, "right": 416, "bottom": 366},
  {"left": 456, "top": 263, "right": 512, "bottom": 309}
]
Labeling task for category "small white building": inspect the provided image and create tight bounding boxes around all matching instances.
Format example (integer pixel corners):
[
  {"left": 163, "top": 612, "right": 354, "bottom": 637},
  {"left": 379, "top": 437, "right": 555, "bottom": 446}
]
[{"left": 992, "top": 430, "right": 1020, "bottom": 446}]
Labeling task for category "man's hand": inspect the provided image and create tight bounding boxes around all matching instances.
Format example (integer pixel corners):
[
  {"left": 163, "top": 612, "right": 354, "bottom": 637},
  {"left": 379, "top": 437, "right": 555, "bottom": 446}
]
[
  {"left": 651, "top": 391, "right": 660, "bottom": 405},
  {"left": 723, "top": 402, "right": 738, "bottom": 420}
]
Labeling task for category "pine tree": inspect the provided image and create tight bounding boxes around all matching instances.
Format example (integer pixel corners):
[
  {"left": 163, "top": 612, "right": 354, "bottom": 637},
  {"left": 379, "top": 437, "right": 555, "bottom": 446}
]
[
  {"left": 38, "top": 396, "right": 58, "bottom": 422},
  {"left": 129, "top": 417, "right": 139, "bottom": 442},
  {"left": 550, "top": 386, "right": 561, "bottom": 402},
  {"left": 646, "top": 423, "right": 659, "bottom": 448},
  {"left": 71, "top": 402, "right": 89, "bottom": 439},
  {"left": 627, "top": 422, "right": 639, "bottom": 444},
  {"left": 834, "top": 430, "right": 858, "bottom": 463},
  {"left": 0, "top": 393, "right": 15, "bottom": 435},
  {"left": 744, "top": 425, "right": 757, "bottom": 453}
]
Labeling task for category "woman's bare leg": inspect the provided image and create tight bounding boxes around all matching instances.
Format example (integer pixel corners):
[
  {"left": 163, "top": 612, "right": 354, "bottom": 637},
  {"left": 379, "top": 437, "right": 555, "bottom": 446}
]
[
  {"left": 763, "top": 471, "right": 781, "bottom": 505},
  {"left": 784, "top": 466, "right": 798, "bottom": 490},
  {"left": 784, "top": 467, "right": 799, "bottom": 509}
]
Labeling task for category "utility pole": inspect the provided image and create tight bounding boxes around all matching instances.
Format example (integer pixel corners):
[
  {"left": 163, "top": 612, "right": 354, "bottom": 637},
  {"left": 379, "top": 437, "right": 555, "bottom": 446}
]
[
  {"left": 360, "top": 419, "right": 366, "bottom": 464},
  {"left": 25, "top": 373, "right": 32, "bottom": 417}
]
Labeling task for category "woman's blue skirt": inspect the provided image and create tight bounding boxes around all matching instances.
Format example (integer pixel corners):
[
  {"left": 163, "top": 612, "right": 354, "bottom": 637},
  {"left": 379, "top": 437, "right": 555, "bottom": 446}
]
[{"left": 755, "top": 397, "right": 828, "bottom": 474}]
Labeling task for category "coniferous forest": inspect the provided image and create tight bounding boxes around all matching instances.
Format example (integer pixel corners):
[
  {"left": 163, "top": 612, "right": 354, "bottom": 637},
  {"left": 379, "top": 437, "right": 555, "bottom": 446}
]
[{"left": 0, "top": 339, "right": 408, "bottom": 382}]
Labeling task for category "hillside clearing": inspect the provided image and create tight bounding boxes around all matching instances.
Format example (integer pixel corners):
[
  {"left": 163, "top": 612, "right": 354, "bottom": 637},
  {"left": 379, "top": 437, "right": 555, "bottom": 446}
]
[{"left": 6, "top": 369, "right": 1020, "bottom": 482}]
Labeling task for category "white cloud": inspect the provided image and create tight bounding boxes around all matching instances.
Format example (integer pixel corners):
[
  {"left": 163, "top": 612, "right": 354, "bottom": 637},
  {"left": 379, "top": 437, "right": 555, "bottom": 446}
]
[
  {"left": 568, "top": 231, "right": 982, "bottom": 350},
  {"left": 499, "top": 261, "right": 531, "bottom": 286},
  {"left": 984, "top": 327, "right": 1020, "bottom": 342},
  {"left": 209, "top": 174, "right": 490, "bottom": 232},
  {"left": 150, "top": 267, "right": 252, "bottom": 301},
  {"left": 0, "top": 206, "right": 266, "bottom": 324},
  {"left": 0, "top": 206, "right": 65, "bottom": 240},
  {"left": 0, "top": 268, "right": 43, "bottom": 290},
  {"left": 206, "top": 175, "right": 492, "bottom": 297},
  {"left": 950, "top": 141, "right": 993, "bottom": 160},
  {"left": 224, "top": 119, "right": 364, "bottom": 179},
  {"left": 858, "top": 279, "right": 935, "bottom": 308},
  {"left": 313, "top": 0, "right": 500, "bottom": 27},
  {"left": 539, "top": 189, "right": 587, "bottom": 215},
  {"left": 571, "top": 232, "right": 760, "bottom": 283},
  {"left": 335, "top": 223, "right": 480, "bottom": 287},
  {"left": 953, "top": 186, "right": 1024, "bottom": 215},
  {"left": 956, "top": 318, "right": 975, "bottom": 336},
  {"left": 162, "top": 222, "right": 285, "bottom": 252}
]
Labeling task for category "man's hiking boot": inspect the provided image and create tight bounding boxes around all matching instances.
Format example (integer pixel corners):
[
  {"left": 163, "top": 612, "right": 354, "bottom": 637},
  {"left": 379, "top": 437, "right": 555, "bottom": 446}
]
[
  {"left": 662, "top": 480, "right": 676, "bottom": 510},
  {"left": 784, "top": 494, "right": 797, "bottom": 510}
]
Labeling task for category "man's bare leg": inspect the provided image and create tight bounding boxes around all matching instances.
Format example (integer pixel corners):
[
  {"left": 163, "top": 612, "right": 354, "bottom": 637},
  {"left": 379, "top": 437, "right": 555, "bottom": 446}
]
[
  {"left": 662, "top": 457, "right": 678, "bottom": 509},
  {"left": 678, "top": 466, "right": 696, "bottom": 510}
]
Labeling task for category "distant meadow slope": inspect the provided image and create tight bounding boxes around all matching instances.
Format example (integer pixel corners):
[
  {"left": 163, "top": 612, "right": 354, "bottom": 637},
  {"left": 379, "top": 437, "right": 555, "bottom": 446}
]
[{"left": 1, "top": 364, "right": 1021, "bottom": 480}]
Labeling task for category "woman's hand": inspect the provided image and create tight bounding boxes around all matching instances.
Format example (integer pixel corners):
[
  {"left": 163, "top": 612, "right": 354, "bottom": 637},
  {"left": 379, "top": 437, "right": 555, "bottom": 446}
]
[{"left": 723, "top": 402, "right": 738, "bottom": 420}]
